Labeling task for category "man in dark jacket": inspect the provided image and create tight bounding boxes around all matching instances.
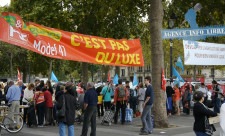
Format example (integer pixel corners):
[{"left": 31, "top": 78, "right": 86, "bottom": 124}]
[
  {"left": 81, "top": 82, "right": 98, "bottom": 136},
  {"left": 57, "top": 86, "right": 76, "bottom": 136}
]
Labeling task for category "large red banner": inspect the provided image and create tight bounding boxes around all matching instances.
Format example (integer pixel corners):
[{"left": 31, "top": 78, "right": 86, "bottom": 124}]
[{"left": 0, "top": 13, "right": 144, "bottom": 67}]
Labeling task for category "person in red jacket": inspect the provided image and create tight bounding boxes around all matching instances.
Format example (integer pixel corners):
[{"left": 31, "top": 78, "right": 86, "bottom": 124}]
[{"left": 43, "top": 86, "right": 54, "bottom": 126}]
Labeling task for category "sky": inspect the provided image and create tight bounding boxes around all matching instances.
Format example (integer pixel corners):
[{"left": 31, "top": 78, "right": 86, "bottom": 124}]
[{"left": 0, "top": 0, "right": 11, "bottom": 7}]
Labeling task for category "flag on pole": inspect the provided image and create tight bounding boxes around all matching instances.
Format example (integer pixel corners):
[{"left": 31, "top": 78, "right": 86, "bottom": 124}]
[
  {"left": 108, "top": 72, "right": 111, "bottom": 82},
  {"left": 162, "top": 68, "right": 166, "bottom": 91},
  {"left": 176, "top": 55, "right": 184, "bottom": 73},
  {"left": 174, "top": 77, "right": 180, "bottom": 87},
  {"left": 173, "top": 67, "right": 184, "bottom": 87},
  {"left": 189, "top": 78, "right": 192, "bottom": 93},
  {"left": 17, "top": 68, "right": 21, "bottom": 82},
  {"left": 133, "top": 72, "right": 138, "bottom": 86},
  {"left": 51, "top": 72, "right": 59, "bottom": 83},
  {"left": 113, "top": 74, "right": 119, "bottom": 84}
]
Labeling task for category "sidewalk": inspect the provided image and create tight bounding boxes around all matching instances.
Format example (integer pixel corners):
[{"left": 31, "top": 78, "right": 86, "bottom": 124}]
[{"left": 0, "top": 113, "right": 222, "bottom": 136}]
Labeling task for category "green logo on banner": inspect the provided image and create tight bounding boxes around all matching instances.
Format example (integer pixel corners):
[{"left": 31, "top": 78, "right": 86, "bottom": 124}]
[{"left": 0, "top": 15, "right": 16, "bottom": 27}]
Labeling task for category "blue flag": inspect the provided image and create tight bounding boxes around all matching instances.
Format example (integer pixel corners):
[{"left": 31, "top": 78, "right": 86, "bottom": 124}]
[
  {"left": 133, "top": 72, "right": 138, "bottom": 86},
  {"left": 176, "top": 55, "right": 184, "bottom": 73},
  {"left": 113, "top": 74, "right": 119, "bottom": 85},
  {"left": 51, "top": 72, "right": 59, "bottom": 83},
  {"left": 174, "top": 77, "right": 180, "bottom": 87},
  {"left": 173, "top": 67, "right": 184, "bottom": 83}
]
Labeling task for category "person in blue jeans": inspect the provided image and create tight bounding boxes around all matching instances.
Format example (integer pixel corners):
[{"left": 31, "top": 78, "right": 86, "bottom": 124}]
[
  {"left": 57, "top": 86, "right": 76, "bottom": 136},
  {"left": 140, "top": 76, "right": 154, "bottom": 135}
]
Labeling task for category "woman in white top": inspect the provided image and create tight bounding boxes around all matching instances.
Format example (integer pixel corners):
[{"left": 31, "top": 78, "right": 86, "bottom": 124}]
[
  {"left": 137, "top": 82, "right": 146, "bottom": 116},
  {"left": 220, "top": 102, "right": 225, "bottom": 136},
  {"left": 22, "top": 83, "right": 35, "bottom": 123},
  {"left": 198, "top": 83, "right": 208, "bottom": 105}
]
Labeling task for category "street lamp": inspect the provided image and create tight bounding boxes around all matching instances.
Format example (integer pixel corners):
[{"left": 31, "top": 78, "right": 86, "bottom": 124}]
[{"left": 169, "top": 13, "right": 176, "bottom": 84}]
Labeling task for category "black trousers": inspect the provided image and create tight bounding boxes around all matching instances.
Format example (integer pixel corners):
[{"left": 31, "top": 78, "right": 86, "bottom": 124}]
[
  {"left": 81, "top": 106, "right": 97, "bottom": 136},
  {"left": 45, "top": 107, "right": 53, "bottom": 124},
  {"left": 97, "top": 104, "right": 104, "bottom": 117},
  {"left": 104, "top": 101, "right": 111, "bottom": 110},
  {"left": 114, "top": 101, "right": 126, "bottom": 123},
  {"left": 23, "top": 102, "right": 27, "bottom": 123},
  {"left": 130, "top": 97, "right": 137, "bottom": 114},
  {"left": 36, "top": 102, "right": 45, "bottom": 125}
]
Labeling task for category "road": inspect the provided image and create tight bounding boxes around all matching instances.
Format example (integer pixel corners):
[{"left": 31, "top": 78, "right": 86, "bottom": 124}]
[{"left": 0, "top": 113, "right": 222, "bottom": 136}]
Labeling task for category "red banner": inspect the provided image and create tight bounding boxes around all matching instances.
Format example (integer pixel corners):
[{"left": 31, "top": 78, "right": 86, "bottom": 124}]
[
  {"left": 162, "top": 68, "right": 166, "bottom": 91},
  {"left": 0, "top": 13, "right": 144, "bottom": 67}
]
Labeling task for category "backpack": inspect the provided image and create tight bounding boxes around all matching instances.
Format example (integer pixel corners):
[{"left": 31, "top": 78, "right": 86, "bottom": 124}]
[{"left": 118, "top": 87, "right": 126, "bottom": 98}]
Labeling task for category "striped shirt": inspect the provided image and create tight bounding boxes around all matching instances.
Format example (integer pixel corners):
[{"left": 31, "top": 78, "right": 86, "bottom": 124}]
[{"left": 34, "top": 91, "right": 45, "bottom": 104}]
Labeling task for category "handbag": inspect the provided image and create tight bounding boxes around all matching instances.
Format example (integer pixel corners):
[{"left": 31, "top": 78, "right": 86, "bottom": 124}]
[
  {"left": 205, "top": 116, "right": 216, "bottom": 135},
  {"left": 56, "top": 95, "right": 66, "bottom": 117},
  {"left": 219, "top": 93, "right": 224, "bottom": 101}
]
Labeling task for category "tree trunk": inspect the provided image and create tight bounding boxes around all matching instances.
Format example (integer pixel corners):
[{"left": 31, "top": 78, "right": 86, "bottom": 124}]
[
  {"left": 22, "top": 68, "right": 27, "bottom": 83},
  {"left": 82, "top": 62, "right": 89, "bottom": 85},
  {"left": 48, "top": 59, "right": 53, "bottom": 81},
  {"left": 10, "top": 52, "right": 13, "bottom": 79},
  {"left": 149, "top": 0, "right": 169, "bottom": 128}
]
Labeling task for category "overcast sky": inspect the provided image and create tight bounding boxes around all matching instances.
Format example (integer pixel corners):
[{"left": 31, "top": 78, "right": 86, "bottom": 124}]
[{"left": 0, "top": 0, "right": 11, "bottom": 7}]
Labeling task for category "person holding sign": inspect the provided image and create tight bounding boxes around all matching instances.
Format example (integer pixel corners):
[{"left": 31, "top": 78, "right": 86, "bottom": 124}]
[{"left": 193, "top": 91, "right": 219, "bottom": 136}]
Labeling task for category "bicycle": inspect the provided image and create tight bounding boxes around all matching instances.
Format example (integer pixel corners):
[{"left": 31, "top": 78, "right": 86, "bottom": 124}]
[{"left": 0, "top": 106, "right": 24, "bottom": 133}]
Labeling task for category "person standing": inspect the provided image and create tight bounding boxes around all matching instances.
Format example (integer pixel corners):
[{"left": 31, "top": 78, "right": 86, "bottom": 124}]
[
  {"left": 193, "top": 91, "right": 218, "bottom": 136},
  {"left": 137, "top": 83, "right": 145, "bottom": 117},
  {"left": 212, "top": 80, "right": 222, "bottom": 113},
  {"left": 46, "top": 80, "right": 53, "bottom": 95},
  {"left": 43, "top": 87, "right": 54, "bottom": 126},
  {"left": 96, "top": 86, "right": 104, "bottom": 117},
  {"left": 166, "top": 83, "right": 174, "bottom": 116},
  {"left": 101, "top": 83, "right": 112, "bottom": 110},
  {"left": 57, "top": 86, "right": 76, "bottom": 136},
  {"left": 81, "top": 82, "right": 98, "bottom": 136},
  {"left": 22, "top": 83, "right": 35, "bottom": 124},
  {"left": 125, "top": 81, "right": 130, "bottom": 106},
  {"left": 198, "top": 83, "right": 208, "bottom": 105},
  {"left": 34, "top": 86, "right": 45, "bottom": 127},
  {"left": 182, "top": 86, "right": 191, "bottom": 115},
  {"left": 130, "top": 86, "right": 138, "bottom": 118},
  {"left": 139, "top": 76, "right": 154, "bottom": 135},
  {"left": 18, "top": 81, "right": 26, "bottom": 105},
  {"left": 114, "top": 79, "right": 128, "bottom": 124},
  {"left": 6, "top": 81, "right": 21, "bottom": 128},
  {"left": 173, "top": 84, "right": 181, "bottom": 116}
]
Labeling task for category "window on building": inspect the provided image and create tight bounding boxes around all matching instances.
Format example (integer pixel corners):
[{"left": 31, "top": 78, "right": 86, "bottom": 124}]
[
  {"left": 138, "top": 76, "right": 143, "bottom": 83},
  {"left": 138, "top": 67, "right": 142, "bottom": 72},
  {"left": 187, "top": 71, "right": 189, "bottom": 75},
  {"left": 198, "top": 69, "right": 202, "bottom": 75},
  {"left": 146, "top": 65, "right": 151, "bottom": 72},
  {"left": 121, "top": 69, "right": 125, "bottom": 77}
]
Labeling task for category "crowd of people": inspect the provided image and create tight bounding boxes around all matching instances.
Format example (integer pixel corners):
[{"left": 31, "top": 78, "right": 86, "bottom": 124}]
[
  {"left": 165, "top": 80, "right": 225, "bottom": 136},
  {"left": 0, "top": 76, "right": 154, "bottom": 136},
  {"left": 1, "top": 77, "right": 225, "bottom": 136}
]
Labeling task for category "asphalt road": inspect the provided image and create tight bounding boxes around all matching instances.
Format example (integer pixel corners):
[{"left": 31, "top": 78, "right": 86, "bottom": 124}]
[{"left": 0, "top": 113, "right": 222, "bottom": 136}]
